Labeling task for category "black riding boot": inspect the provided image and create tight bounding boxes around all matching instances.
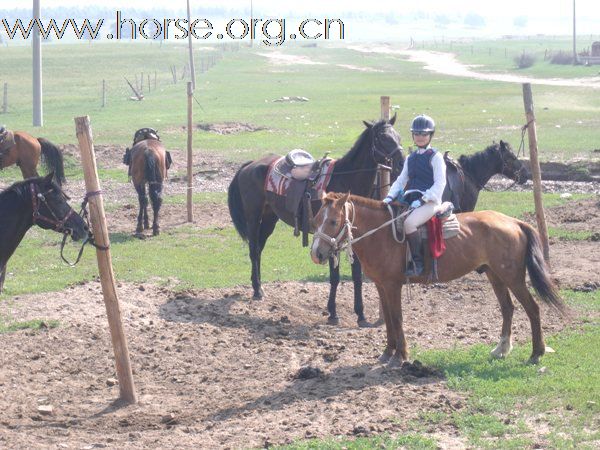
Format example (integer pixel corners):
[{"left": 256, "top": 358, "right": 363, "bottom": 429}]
[{"left": 405, "top": 231, "right": 425, "bottom": 277}]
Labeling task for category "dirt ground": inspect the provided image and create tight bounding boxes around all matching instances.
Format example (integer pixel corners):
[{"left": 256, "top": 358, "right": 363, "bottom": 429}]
[{"left": 1, "top": 144, "right": 599, "bottom": 448}]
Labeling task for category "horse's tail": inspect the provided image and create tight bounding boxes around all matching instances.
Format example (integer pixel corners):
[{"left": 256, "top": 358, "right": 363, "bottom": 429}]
[
  {"left": 38, "top": 138, "right": 66, "bottom": 185},
  {"left": 228, "top": 162, "right": 252, "bottom": 241},
  {"left": 144, "top": 149, "right": 161, "bottom": 184},
  {"left": 520, "top": 222, "right": 565, "bottom": 312}
]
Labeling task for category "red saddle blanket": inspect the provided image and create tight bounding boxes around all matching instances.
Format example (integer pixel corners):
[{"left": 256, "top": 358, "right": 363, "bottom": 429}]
[
  {"left": 264, "top": 156, "right": 335, "bottom": 197},
  {"left": 426, "top": 215, "right": 446, "bottom": 259}
]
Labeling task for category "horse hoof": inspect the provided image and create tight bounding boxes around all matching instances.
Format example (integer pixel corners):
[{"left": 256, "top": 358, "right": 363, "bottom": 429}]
[
  {"left": 386, "top": 357, "right": 403, "bottom": 369},
  {"left": 357, "top": 319, "right": 373, "bottom": 328},
  {"left": 372, "top": 318, "right": 385, "bottom": 328},
  {"left": 326, "top": 317, "right": 340, "bottom": 326},
  {"left": 153, "top": 229, "right": 160, "bottom": 236},
  {"left": 527, "top": 355, "right": 541, "bottom": 365},
  {"left": 378, "top": 351, "right": 392, "bottom": 364}
]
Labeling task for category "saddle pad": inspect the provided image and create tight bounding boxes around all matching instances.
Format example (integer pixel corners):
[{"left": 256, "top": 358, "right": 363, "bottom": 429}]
[
  {"left": 419, "top": 213, "right": 460, "bottom": 240},
  {"left": 265, "top": 156, "right": 335, "bottom": 198},
  {"left": 0, "top": 130, "right": 15, "bottom": 153}
]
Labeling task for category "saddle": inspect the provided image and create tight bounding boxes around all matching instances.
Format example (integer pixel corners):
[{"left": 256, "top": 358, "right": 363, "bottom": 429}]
[
  {"left": 443, "top": 152, "right": 465, "bottom": 212},
  {"left": 0, "top": 127, "right": 15, "bottom": 169},
  {"left": 133, "top": 127, "right": 160, "bottom": 144},
  {"left": 391, "top": 201, "right": 460, "bottom": 281},
  {"left": 265, "top": 150, "right": 335, "bottom": 246}
]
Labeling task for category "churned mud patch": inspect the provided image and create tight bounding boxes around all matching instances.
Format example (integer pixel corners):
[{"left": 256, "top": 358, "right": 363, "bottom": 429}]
[{"left": 195, "top": 122, "right": 269, "bottom": 135}]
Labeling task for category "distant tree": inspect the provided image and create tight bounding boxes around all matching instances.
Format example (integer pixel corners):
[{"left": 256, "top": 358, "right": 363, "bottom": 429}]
[
  {"left": 513, "top": 16, "right": 528, "bottom": 28},
  {"left": 435, "top": 15, "right": 452, "bottom": 26},
  {"left": 464, "top": 13, "right": 485, "bottom": 28}
]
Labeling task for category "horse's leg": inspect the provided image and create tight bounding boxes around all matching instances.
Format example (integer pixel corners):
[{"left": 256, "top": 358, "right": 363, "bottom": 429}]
[
  {"left": 134, "top": 183, "right": 147, "bottom": 234},
  {"left": 351, "top": 259, "right": 369, "bottom": 327},
  {"left": 256, "top": 210, "right": 279, "bottom": 288},
  {"left": 143, "top": 184, "right": 150, "bottom": 230},
  {"left": 486, "top": 270, "right": 515, "bottom": 359},
  {"left": 0, "top": 263, "right": 6, "bottom": 294},
  {"left": 507, "top": 279, "right": 546, "bottom": 364},
  {"left": 326, "top": 258, "right": 340, "bottom": 325},
  {"left": 386, "top": 283, "right": 408, "bottom": 368},
  {"left": 149, "top": 182, "right": 163, "bottom": 236},
  {"left": 372, "top": 285, "right": 386, "bottom": 328},
  {"left": 246, "top": 212, "right": 265, "bottom": 300},
  {"left": 377, "top": 284, "right": 396, "bottom": 364}
]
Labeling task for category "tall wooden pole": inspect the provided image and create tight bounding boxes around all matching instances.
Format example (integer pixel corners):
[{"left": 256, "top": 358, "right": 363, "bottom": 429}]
[
  {"left": 573, "top": 0, "right": 577, "bottom": 65},
  {"left": 522, "top": 84, "right": 550, "bottom": 261},
  {"left": 74, "top": 116, "right": 137, "bottom": 404},
  {"left": 187, "top": 82, "right": 194, "bottom": 222},
  {"left": 32, "top": 0, "right": 43, "bottom": 126},
  {"left": 380, "top": 95, "right": 390, "bottom": 121},
  {"left": 187, "top": 0, "right": 196, "bottom": 90}
]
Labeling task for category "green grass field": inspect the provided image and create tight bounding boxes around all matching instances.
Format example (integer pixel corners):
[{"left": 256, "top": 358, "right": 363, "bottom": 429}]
[{"left": 1, "top": 39, "right": 599, "bottom": 449}]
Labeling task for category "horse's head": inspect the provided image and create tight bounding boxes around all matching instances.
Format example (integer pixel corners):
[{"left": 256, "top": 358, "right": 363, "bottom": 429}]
[
  {"left": 311, "top": 192, "right": 351, "bottom": 265},
  {"left": 30, "top": 173, "right": 89, "bottom": 241},
  {"left": 496, "top": 140, "right": 528, "bottom": 184},
  {"left": 362, "top": 113, "right": 404, "bottom": 167},
  {"left": 133, "top": 127, "right": 160, "bottom": 145}
]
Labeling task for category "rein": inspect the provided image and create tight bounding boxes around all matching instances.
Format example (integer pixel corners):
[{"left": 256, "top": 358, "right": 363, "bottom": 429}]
[{"left": 314, "top": 200, "right": 412, "bottom": 266}]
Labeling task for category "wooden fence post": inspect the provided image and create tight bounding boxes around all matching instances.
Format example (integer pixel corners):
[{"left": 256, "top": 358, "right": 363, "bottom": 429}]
[
  {"left": 74, "top": 116, "right": 137, "bottom": 404},
  {"left": 2, "top": 82, "right": 7, "bottom": 114},
  {"left": 187, "top": 82, "right": 194, "bottom": 222},
  {"left": 522, "top": 83, "right": 550, "bottom": 261}
]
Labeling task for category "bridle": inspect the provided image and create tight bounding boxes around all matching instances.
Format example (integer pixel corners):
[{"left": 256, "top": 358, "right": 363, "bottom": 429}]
[
  {"left": 313, "top": 200, "right": 411, "bottom": 267},
  {"left": 371, "top": 125, "right": 403, "bottom": 166},
  {"left": 481, "top": 145, "right": 527, "bottom": 192},
  {"left": 30, "top": 182, "right": 75, "bottom": 234}
]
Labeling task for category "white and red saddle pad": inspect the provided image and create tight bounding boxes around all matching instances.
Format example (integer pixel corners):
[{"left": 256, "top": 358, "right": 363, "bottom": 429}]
[{"left": 264, "top": 156, "right": 336, "bottom": 198}]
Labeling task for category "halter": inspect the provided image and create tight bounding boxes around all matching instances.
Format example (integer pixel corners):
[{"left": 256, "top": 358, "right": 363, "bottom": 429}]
[
  {"left": 371, "top": 126, "right": 403, "bottom": 166},
  {"left": 481, "top": 144, "right": 528, "bottom": 192},
  {"left": 313, "top": 200, "right": 412, "bottom": 266},
  {"left": 30, "top": 182, "right": 75, "bottom": 233}
]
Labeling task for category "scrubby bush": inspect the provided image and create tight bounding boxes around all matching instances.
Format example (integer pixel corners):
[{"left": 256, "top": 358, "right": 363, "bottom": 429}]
[
  {"left": 514, "top": 52, "right": 536, "bottom": 69},
  {"left": 551, "top": 51, "right": 574, "bottom": 65}
]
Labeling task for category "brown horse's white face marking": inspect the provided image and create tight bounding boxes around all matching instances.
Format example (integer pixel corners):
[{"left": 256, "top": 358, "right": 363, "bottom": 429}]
[{"left": 310, "top": 193, "right": 349, "bottom": 264}]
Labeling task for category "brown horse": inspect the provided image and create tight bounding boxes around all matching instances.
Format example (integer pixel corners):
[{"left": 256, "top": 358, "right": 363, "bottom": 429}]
[
  {"left": 125, "top": 128, "right": 171, "bottom": 236},
  {"left": 0, "top": 130, "right": 65, "bottom": 185},
  {"left": 311, "top": 192, "right": 565, "bottom": 366}
]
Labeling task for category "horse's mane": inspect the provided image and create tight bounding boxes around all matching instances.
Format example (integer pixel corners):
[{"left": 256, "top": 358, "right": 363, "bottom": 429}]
[
  {"left": 0, "top": 178, "right": 31, "bottom": 201},
  {"left": 335, "top": 119, "right": 387, "bottom": 167},
  {"left": 458, "top": 142, "right": 500, "bottom": 176},
  {"left": 326, "top": 192, "right": 387, "bottom": 210}
]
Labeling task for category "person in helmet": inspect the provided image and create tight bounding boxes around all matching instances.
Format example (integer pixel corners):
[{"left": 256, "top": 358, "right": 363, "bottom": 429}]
[{"left": 383, "top": 114, "right": 446, "bottom": 277}]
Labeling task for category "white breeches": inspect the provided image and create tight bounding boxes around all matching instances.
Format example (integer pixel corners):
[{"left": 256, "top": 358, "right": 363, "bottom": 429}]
[{"left": 404, "top": 202, "right": 437, "bottom": 234}]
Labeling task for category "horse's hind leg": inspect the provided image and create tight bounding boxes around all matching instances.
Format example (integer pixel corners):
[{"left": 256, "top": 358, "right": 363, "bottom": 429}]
[
  {"left": 385, "top": 282, "right": 408, "bottom": 367},
  {"left": 149, "top": 182, "right": 163, "bottom": 236},
  {"left": 485, "top": 270, "right": 515, "bottom": 359},
  {"left": 134, "top": 183, "right": 148, "bottom": 233},
  {"left": 508, "top": 279, "right": 546, "bottom": 364}
]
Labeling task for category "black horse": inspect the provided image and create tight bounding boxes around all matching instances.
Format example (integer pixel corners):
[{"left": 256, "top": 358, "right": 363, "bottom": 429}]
[
  {"left": 228, "top": 116, "right": 404, "bottom": 326},
  {"left": 445, "top": 140, "right": 528, "bottom": 212},
  {"left": 0, "top": 173, "right": 88, "bottom": 294}
]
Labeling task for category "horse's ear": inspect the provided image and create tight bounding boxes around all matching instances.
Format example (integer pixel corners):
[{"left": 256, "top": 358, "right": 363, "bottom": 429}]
[
  {"left": 389, "top": 112, "right": 397, "bottom": 126},
  {"left": 341, "top": 191, "right": 351, "bottom": 203},
  {"left": 363, "top": 120, "right": 372, "bottom": 129}
]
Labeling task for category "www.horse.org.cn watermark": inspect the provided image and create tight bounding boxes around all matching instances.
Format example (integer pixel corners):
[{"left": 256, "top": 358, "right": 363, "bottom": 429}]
[{"left": 1, "top": 12, "right": 345, "bottom": 46}]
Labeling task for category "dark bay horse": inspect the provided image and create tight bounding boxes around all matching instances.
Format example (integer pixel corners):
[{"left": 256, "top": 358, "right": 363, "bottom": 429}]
[
  {"left": 228, "top": 117, "right": 404, "bottom": 326},
  {"left": 0, "top": 130, "right": 66, "bottom": 185},
  {"left": 125, "top": 128, "right": 171, "bottom": 236},
  {"left": 311, "top": 193, "right": 565, "bottom": 366},
  {"left": 445, "top": 140, "right": 528, "bottom": 212},
  {"left": 0, "top": 173, "right": 88, "bottom": 294}
]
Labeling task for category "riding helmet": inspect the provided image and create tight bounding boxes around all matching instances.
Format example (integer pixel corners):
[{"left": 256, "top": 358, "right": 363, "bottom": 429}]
[{"left": 410, "top": 114, "right": 435, "bottom": 134}]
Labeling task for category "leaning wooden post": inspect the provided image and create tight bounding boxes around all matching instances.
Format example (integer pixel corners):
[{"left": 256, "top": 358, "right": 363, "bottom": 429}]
[
  {"left": 522, "top": 83, "right": 550, "bottom": 261},
  {"left": 186, "top": 82, "right": 194, "bottom": 222},
  {"left": 2, "top": 82, "right": 7, "bottom": 114},
  {"left": 74, "top": 116, "right": 137, "bottom": 404}
]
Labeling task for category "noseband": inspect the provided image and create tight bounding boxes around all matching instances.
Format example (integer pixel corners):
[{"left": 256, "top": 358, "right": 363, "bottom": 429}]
[
  {"left": 313, "top": 201, "right": 355, "bottom": 266},
  {"left": 30, "top": 183, "right": 75, "bottom": 233}
]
